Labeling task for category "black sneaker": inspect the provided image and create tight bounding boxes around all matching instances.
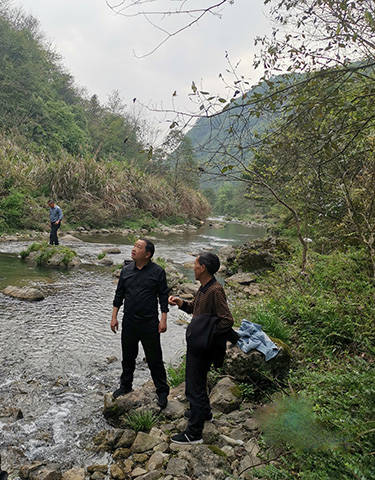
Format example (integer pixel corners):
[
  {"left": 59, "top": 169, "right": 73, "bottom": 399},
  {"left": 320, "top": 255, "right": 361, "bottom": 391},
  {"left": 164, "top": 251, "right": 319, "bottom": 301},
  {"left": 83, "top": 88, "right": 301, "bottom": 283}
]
[
  {"left": 184, "top": 409, "right": 213, "bottom": 422},
  {"left": 157, "top": 392, "right": 169, "bottom": 409},
  {"left": 171, "top": 431, "right": 203, "bottom": 445},
  {"left": 112, "top": 386, "right": 133, "bottom": 399}
]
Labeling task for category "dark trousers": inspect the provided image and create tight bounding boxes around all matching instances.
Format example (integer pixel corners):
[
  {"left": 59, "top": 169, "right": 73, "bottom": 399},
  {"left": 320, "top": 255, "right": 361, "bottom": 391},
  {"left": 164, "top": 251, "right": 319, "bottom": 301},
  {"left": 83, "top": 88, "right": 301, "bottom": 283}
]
[
  {"left": 185, "top": 347, "right": 213, "bottom": 438},
  {"left": 49, "top": 222, "right": 60, "bottom": 245},
  {"left": 120, "top": 322, "right": 169, "bottom": 396}
]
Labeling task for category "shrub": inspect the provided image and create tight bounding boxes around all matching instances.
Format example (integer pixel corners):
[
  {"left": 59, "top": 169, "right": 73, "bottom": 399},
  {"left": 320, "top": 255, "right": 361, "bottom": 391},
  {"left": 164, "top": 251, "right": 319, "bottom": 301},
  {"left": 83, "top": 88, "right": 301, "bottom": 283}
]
[
  {"left": 167, "top": 357, "right": 186, "bottom": 387},
  {"left": 125, "top": 410, "right": 158, "bottom": 432}
]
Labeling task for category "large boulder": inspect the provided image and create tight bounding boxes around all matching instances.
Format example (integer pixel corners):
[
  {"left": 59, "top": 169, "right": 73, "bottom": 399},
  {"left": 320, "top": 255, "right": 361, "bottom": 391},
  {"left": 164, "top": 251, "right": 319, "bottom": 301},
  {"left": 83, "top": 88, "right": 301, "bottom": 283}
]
[
  {"left": 2, "top": 286, "right": 44, "bottom": 301},
  {"left": 223, "top": 341, "right": 291, "bottom": 386},
  {"left": 103, "top": 381, "right": 158, "bottom": 425},
  {"left": 225, "top": 237, "right": 290, "bottom": 275}
]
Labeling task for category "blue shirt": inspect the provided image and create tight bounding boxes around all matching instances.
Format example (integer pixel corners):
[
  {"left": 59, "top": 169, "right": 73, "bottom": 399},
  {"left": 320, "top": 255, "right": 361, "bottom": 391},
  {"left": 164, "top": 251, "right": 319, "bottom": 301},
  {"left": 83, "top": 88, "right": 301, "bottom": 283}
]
[{"left": 49, "top": 205, "right": 63, "bottom": 223}]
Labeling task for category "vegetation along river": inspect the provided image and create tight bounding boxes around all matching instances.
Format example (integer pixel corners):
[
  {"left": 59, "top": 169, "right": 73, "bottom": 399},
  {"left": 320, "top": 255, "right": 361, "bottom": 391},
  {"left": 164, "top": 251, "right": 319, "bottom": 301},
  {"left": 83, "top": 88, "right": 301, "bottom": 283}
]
[{"left": 0, "top": 219, "right": 265, "bottom": 470}]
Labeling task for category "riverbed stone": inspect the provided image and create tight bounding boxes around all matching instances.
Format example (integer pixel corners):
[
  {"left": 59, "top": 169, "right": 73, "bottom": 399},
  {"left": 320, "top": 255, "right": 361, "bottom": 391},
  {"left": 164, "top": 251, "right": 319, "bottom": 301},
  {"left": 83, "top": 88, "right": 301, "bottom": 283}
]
[
  {"left": 90, "top": 472, "right": 105, "bottom": 480},
  {"left": 146, "top": 452, "right": 167, "bottom": 471},
  {"left": 103, "top": 381, "right": 157, "bottom": 423},
  {"left": 162, "top": 399, "right": 186, "bottom": 420},
  {"left": 116, "top": 429, "right": 137, "bottom": 448},
  {"left": 3, "top": 286, "right": 44, "bottom": 301},
  {"left": 113, "top": 448, "right": 131, "bottom": 460},
  {"left": 102, "top": 247, "right": 121, "bottom": 254},
  {"left": 29, "top": 464, "right": 61, "bottom": 480},
  {"left": 131, "top": 432, "right": 161, "bottom": 453},
  {"left": 61, "top": 468, "right": 84, "bottom": 480},
  {"left": 60, "top": 234, "right": 83, "bottom": 243},
  {"left": 86, "top": 465, "right": 108, "bottom": 475},
  {"left": 109, "top": 464, "right": 126, "bottom": 480},
  {"left": 131, "top": 467, "right": 147, "bottom": 477},
  {"left": 209, "top": 377, "right": 242, "bottom": 413},
  {"left": 0, "top": 407, "right": 23, "bottom": 422},
  {"left": 188, "top": 445, "right": 228, "bottom": 478},
  {"left": 165, "top": 458, "right": 190, "bottom": 477},
  {"left": 98, "top": 257, "right": 113, "bottom": 266},
  {"left": 19, "top": 463, "right": 45, "bottom": 479}
]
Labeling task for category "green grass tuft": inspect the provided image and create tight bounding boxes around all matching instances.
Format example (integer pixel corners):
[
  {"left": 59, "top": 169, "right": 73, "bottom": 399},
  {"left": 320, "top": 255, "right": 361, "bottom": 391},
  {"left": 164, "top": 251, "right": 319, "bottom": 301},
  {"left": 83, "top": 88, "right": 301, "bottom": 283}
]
[{"left": 125, "top": 410, "right": 158, "bottom": 432}]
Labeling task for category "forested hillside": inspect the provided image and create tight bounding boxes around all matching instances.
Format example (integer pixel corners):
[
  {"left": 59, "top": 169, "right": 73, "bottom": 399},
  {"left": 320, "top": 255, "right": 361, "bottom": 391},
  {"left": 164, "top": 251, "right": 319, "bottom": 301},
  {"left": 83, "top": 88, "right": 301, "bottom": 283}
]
[{"left": 0, "top": 5, "right": 210, "bottom": 232}]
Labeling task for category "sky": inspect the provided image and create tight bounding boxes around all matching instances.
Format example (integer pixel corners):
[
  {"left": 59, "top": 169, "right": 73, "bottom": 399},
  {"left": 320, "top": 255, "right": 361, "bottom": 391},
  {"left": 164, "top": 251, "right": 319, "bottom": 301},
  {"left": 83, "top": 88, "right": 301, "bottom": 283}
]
[{"left": 13, "top": 0, "right": 272, "bottom": 138}]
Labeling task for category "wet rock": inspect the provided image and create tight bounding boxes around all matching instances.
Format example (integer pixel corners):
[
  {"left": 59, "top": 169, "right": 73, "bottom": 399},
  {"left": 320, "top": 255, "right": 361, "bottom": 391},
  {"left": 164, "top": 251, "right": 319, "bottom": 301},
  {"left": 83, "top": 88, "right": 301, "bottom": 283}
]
[
  {"left": 103, "top": 380, "right": 157, "bottom": 423},
  {"left": 61, "top": 468, "right": 84, "bottom": 480},
  {"left": 109, "top": 464, "right": 126, "bottom": 480},
  {"left": 19, "top": 463, "right": 45, "bottom": 480},
  {"left": 106, "top": 356, "right": 118, "bottom": 364},
  {"left": 98, "top": 257, "right": 113, "bottom": 266},
  {"left": 131, "top": 432, "right": 161, "bottom": 453},
  {"left": 0, "top": 407, "right": 23, "bottom": 422},
  {"left": 209, "top": 377, "right": 242, "bottom": 413},
  {"left": 223, "top": 343, "right": 290, "bottom": 385},
  {"left": 29, "top": 464, "right": 61, "bottom": 480},
  {"left": 90, "top": 473, "right": 105, "bottom": 480},
  {"left": 86, "top": 465, "right": 108, "bottom": 475},
  {"left": 102, "top": 248, "right": 121, "bottom": 254},
  {"left": 116, "top": 429, "right": 137, "bottom": 448},
  {"left": 3, "top": 286, "right": 44, "bottom": 301},
  {"left": 113, "top": 448, "right": 131, "bottom": 461}
]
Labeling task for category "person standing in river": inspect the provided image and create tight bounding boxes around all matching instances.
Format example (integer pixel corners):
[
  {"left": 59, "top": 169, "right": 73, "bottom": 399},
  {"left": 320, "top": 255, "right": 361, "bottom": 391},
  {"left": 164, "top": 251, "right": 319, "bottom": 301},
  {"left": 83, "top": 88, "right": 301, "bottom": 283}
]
[
  {"left": 110, "top": 238, "right": 170, "bottom": 409},
  {"left": 48, "top": 200, "right": 63, "bottom": 246},
  {"left": 168, "top": 252, "right": 236, "bottom": 444}
]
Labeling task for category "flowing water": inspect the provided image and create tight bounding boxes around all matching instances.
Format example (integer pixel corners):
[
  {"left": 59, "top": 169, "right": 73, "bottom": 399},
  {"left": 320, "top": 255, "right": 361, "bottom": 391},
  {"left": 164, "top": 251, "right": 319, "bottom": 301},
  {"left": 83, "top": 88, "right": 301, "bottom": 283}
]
[{"left": 0, "top": 219, "right": 265, "bottom": 471}]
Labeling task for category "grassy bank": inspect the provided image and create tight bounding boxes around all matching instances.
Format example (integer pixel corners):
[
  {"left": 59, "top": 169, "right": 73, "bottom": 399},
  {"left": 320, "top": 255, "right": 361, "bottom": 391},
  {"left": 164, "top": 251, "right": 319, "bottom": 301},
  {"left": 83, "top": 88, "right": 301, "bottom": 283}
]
[
  {"left": 0, "top": 137, "right": 210, "bottom": 233},
  {"left": 231, "top": 247, "right": 375, "bottom": 479}
]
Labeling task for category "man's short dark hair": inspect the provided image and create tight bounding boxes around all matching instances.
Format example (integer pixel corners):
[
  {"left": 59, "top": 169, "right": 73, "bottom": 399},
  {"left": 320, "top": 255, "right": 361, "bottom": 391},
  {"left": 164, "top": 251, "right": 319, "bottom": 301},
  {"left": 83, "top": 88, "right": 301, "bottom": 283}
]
[
  {"left": 198, "top": 252, "right": 220, "bottom": 275},
  {"left": 48, "top": 200, "right": 55, "bottom": 205},
  {"left": 140, "top": 238, "right": 155, "bottom": 258}
]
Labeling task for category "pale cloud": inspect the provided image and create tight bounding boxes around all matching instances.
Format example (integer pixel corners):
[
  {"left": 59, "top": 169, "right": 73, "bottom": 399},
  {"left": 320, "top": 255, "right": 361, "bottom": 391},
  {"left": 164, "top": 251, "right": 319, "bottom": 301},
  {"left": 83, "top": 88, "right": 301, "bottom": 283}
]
[{"left": 13, "top": 0, "right": 271, "bottom": 134}]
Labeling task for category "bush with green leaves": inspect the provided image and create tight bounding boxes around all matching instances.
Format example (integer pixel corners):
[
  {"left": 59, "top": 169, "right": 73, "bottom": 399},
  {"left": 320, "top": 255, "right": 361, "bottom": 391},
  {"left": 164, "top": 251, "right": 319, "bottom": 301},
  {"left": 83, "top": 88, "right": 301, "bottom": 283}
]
[
  {"left": 167, "top": 357, "right": 186, "bottom": 387},
  {"left": 125, "top": 410, "right": 158, "bottom": 433}
]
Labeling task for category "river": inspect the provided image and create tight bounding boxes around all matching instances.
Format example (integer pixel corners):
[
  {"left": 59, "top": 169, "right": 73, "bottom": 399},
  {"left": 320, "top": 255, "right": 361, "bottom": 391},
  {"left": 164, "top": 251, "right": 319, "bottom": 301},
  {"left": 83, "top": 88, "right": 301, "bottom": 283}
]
[{"left": 0, "top": 219, "right": 264, "bottom": 471}]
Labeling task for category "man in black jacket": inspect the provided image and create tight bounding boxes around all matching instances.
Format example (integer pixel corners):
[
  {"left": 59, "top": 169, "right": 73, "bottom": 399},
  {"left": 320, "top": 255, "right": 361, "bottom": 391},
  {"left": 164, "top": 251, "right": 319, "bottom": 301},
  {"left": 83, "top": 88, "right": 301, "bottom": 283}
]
[{"left": 111, "top": 238, "right": 170, "bottom": 408}]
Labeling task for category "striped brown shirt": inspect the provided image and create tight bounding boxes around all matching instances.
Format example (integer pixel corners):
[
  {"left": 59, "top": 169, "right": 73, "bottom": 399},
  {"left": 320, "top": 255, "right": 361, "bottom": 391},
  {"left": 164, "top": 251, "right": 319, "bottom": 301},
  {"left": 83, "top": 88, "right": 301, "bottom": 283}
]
[{"left": 180, "top": 277, "right": 234, "bottom": 333}]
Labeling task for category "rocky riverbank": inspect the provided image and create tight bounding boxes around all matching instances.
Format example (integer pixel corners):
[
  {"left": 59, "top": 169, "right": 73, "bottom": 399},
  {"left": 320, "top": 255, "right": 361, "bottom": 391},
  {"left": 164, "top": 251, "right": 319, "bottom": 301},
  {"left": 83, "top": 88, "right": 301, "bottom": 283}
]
[{"left": 3, "top": 342, "right": 289, "bottom": 480}]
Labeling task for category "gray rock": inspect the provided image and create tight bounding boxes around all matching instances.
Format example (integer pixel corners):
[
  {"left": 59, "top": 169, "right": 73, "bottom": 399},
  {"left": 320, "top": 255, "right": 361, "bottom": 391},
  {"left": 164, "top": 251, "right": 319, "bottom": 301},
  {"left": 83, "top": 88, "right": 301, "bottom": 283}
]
[
  {"left": 163, "top": 399, "right": 186, "bottom": 420},
  {"left": 136, "top": 472, "right": 163, "bottom": 480},
  {"left": 146, "top": 452, "right": 167, "bottom": 471},
  {"left": 209, "top": 377, "right": 242, "bottom": 413},
  {"left": 109, "top": 464, "right": 126, "bottom": 480},
  {"left": 2, "top": 286, "right": 44, "bottom": 301},
  {"left": 165, "top": 458, "right": 190, "bottom": 477},
  {"left": 131, "top": 467, "right": 147, "bottom": 477},
  {"left": 0, "top": 407, "right": 23, "bottom": 422},
  {"left": 223, "top": 343, "right": 290, "bottom": 385},
  {"left": 98, "top": 257, "right": 113, "bottom": 266},
  {"left": 188, "top": 445, "right": 228, "bottom": 479},
  {"left": 61, "top": 469, "right": 85, "bottom": 480},
  {"left": 131, "top": 432, "right": 161, "bottom": 453},
  {"left": 116, "top": 429, "right": 137, "bottom": 448},
  {"left": 225, "top": 273, "right": 256, "bottom": 286},
  {"left": 60, "top": 234, "right": 83, "bottom": 243},
  {"left": 102, "top": 247, "right": 121, "bottom": 254},
  {"left": 86, "top": 465, "right": 108, "bottom": 474}
]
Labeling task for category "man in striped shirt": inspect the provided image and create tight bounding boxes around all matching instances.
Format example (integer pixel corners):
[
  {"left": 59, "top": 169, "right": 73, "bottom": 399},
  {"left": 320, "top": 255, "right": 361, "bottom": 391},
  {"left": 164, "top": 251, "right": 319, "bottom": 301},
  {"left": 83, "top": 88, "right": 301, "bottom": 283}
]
[{"left": 168, "top": 252, "right": 235, "bottom": 444}]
